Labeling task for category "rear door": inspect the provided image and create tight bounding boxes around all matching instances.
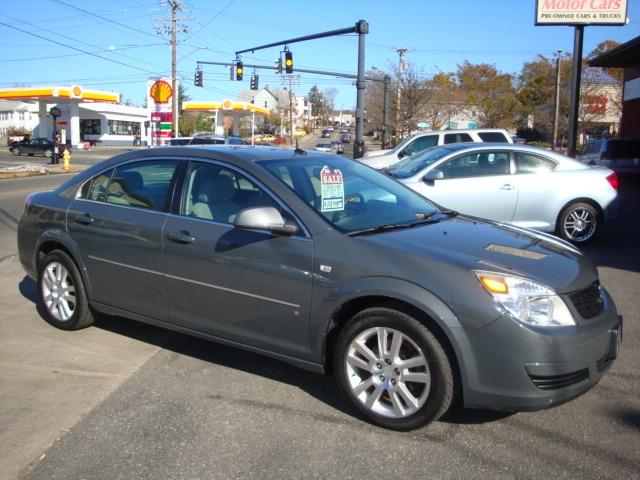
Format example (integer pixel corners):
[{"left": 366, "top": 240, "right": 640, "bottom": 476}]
[
  {"left": 67, "top": 158, "right": 180, "bottom": 319},
  {"left": 414, "top": 149, "right": 518, "bottom": 222}
]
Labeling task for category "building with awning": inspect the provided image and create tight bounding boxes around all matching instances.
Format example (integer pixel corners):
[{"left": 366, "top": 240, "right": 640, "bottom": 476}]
[
  {"left": 589, "top": 36, "right": 640, "bottom": 139},
  {"left": 0, "top": 86, "right": 150, "bottom": 147},
  {"left": 183, "top": 100, "right": 269, "bottom": 137}
]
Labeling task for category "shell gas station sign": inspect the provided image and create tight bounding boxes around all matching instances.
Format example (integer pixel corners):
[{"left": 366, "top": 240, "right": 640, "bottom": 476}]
[{"left": 147, "top": 79, "right": 174, "bottom": 144}]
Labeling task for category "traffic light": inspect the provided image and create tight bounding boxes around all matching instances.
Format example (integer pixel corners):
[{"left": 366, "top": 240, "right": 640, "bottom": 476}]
[
  {"left": 236, "top": 61, "right": 243, "bottom": 81},
  {"left": 275, "top": 58, "right": 282, "bottom": 74},
  {"left": 250, "top": 74, "right": 259, "bottom": 90},
  {"left": 194, "top": 68, "right": 203, "bottom": 87},
  {"left": 285, "top": 51, "right": 293, "bottom": 74}
]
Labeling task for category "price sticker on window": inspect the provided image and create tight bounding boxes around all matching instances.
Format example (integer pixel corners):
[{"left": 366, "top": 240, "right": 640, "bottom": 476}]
[{"left": 320, "top": 166, "right": 344, "bottom": 212}]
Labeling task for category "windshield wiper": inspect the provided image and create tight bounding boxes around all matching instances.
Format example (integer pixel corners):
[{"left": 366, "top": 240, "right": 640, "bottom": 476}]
[
  {"left": 380, "top": 167, "right": 397, "bottom": 177},
  {"left": 415, "top": 209, "right": 458, "bottom": 222},
  {"left": 348, "top": 223, "right": 417, "bottom": 237}
]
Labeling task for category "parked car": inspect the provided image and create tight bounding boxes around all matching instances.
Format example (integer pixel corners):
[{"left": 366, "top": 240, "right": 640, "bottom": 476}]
[
  {"left": 188, "top": 135, "right": 246, "bottom": 146},
  {"left": 261, "top": 134, "right": 275, "bottom": 142},
  {"left": 360, "top": 128, "right": 513, "bottom": 170},
  {"left": 387, "top": 143, "right": 618, "bottom": 243},
  {"left": 294, "top": 129, "right": 306, "bottom": 137},
  {"left": 330, "top": 140, "right": 344, "bottom": 154},
  {"left": 314, "top": 143, "right": 333, "bottom": 153},
  {"left": 9, "top": 138, "right": 66, "bottom": 158},
  {"left": 577, "top": 138, "right": 640, "bottom": 174},
  {"left": 17, "top": 146, "right": 621, "bottom": 431},
  {"left": 341, "top": 133, "right": 351, "bottom": 144},
  {"left": 321, "top": 129, "right": 332, "bottom": 138}
]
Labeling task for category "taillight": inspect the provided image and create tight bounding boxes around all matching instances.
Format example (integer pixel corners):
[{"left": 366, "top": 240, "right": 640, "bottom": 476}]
[{"left": 606, "top": 172, "right": 618, "bottom": 191}]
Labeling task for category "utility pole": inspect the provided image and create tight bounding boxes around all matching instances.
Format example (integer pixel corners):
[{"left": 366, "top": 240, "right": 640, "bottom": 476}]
[
  {"left": 552, "top": 49, "right": 563, "bottom": 152},
  {"left": 169, "top": 0, "right": 180, "bottom": 139},
  {"left": 395, "top": 48, "right": 407, "bottom": 143},
  {"left": 567, "top": 26, "right": 584, "bottom": 158}
]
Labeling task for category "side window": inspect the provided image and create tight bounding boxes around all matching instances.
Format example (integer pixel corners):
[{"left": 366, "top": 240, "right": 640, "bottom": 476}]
[
  {"left": 515, "top": 152, "right": 556, "bottom": 174},
  {"left": 440, "top": 152, "right": 510, "bottom": 179},
  {"left": 106, "top": 160, "right": 178, "bottom": 210},
  {"left": 403, "top": 135, "right": 437, "bottom": 156},
  {"left": 182, "top": 162, "right": 278, "bottom": 224},
  {"left": 444, "top": 133, "right": 473, "bottom": 144},
  {"left": 82, "top": 169, "right": 114, "bottom": 202},
  {"left": 478, "top": 132, "right": 509, "bottom": 142}
]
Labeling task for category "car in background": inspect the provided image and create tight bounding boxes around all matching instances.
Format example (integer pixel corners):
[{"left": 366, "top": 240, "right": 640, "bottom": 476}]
[
  {"left": 189, "top": 135, "right": 246, "bottom": 146},
  {"left": 17, "top": 146, "right": 621, "bottom": 431},
  {"left": 294, "top": 129, "right": 306, "bottom": 137},
  {"left": 321, "top": 129, "right": 332, "bottom": 138},
  {"left": 360, "top": 128, "right": 512, "bottom": 170},
  {"left": 168, "top": 137, "right": 193, "bottom": 146},
  {"left": 314, "top": 143, "right": 333, "bottom": 153},
  {"left": 340, "top": 133, "right": 351, "bottom": 144},
  {"left": 9, "top": 138, "right": 66, "bottom": 158},
  {"left": 387, "top": 143, "right": 618, "bottom": 243},
  {"left": 330, "top": 141, "right": 344, "bottom": 154},
  {"left": 577, "top": 138, "right": 640, "bottom": 174},
  {"left": 511, "top": 136, "right": 527, "bottom": 144},
  {"left": 261, "top": 134, "right": 275, "bottom": 142}
]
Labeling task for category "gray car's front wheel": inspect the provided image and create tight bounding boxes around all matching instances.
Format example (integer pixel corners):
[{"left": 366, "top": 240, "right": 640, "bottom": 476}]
[
  {"left": 334, "top": 307, "right": 454, "bottom": 430},
  {"left": 38, "top": 250, "right": 94, "bottom": 330}
]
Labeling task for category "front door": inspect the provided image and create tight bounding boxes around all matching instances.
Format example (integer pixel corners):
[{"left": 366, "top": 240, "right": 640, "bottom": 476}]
[
  {"left": 163, "top": 160, "right": 314, "bottom": 358},
  {"left": 67, "top": 159, "right": 179, "bottom": 320},
  {"left": 416, "top": 150, "right": 518, "bottom": 222}
]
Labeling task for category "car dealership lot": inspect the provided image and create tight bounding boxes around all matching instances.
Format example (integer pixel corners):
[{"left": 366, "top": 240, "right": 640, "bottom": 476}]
[{"left": 0, "top": 159, "right": 638, "bottom": 479}]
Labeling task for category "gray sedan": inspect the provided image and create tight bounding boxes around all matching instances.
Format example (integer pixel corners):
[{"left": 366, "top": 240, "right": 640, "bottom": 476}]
[
  {"left": 388, "top": 143, "right": 619, "bottom": 243},
  {"left": 17, "top": 146, "right": 621, "bottom": 430}
]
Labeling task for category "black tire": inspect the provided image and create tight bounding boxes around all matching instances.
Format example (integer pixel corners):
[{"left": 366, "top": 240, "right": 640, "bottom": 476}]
[
  {"left": 333, "top": 307, "right": 454, "bottom": 431},
  {"left": 557, "top": 201, "right": 599, "bottom": 244},
  {"left": 44, "top": 149, "right": 52, "bottom": 158},
  {"left": 37, "top": 250, "right": 95, "bottom": 330}
]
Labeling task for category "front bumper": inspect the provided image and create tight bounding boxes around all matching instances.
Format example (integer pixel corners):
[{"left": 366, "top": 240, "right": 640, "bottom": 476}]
[{"left": 452, "top": 289, "right": 621, "bottom": 412}]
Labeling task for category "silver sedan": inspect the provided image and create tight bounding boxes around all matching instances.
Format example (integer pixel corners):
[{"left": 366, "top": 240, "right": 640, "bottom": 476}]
[{"left": 387, "top": 143, "right": 619, "bottom": 243}]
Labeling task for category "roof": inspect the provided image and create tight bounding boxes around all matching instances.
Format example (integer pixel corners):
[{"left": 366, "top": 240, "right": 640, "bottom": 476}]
[{"left": 589, "top": 36, "right": 640, "bottom": 68}]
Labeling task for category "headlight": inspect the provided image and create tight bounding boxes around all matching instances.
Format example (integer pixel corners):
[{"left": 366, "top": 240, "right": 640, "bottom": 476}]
[{"left": 474, "top": 271, "right": 575, "bottom": 327}]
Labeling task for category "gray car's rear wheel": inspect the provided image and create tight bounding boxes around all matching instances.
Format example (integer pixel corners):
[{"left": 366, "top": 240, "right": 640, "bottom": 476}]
[
  {"left": 44, "top": 149, "right": 52, "bottom": 158},
  {"left": 558, "top": 202, "right": 599, "bottom": 243},
  {"left": 334, "top": 307, "right": 454, "bottom": 430},
  {"left": 38, "top": 250, "right": 94, "bottom": 330},
  {"left": 12, "top": 147, "right": 21, "bottom": 156}
]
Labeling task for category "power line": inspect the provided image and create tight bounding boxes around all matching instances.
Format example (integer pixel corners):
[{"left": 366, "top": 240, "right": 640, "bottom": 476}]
[
  {"left": 0, "top": 21, "right": 160, "bottom": 75},
  {"left": 0, "top": 43, "right": 165, "bottom": 63}
]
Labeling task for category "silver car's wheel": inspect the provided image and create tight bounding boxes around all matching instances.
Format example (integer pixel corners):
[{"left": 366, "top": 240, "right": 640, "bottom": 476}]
[
  {"left": 38, "top": 250, "right": 95, "bottom": 330},
  {"left": 559, "top": 202, "right": 598, "bottom": 243},
  {"left": 334, "top": 308, "right": 454, "bottom": 430},
  {"left": 346, "top": 327, "right": 431, "bottom": 418},
  {"left": 41, "top": 262, "right": 76, "bottom": 321}
]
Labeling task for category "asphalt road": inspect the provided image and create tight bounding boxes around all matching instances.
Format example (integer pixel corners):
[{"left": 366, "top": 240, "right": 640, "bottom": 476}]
[{"left": 0, "top": 144, "right": 638, "bottom": 480}]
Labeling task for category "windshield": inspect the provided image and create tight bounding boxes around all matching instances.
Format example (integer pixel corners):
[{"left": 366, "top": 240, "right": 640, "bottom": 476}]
[
  {"left": 390, "top": 145, "right": 459, "bottom": 178},
  {"left": 258, "top": 156, "right": 441, "bottom": 233}
]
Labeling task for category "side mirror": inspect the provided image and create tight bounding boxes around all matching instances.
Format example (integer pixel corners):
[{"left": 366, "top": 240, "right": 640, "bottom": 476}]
[
  {"left": 234, "top": 207, "right": 298, "bottom": 235},
  {"left": 398, "top": 149, "right": 407, "bottom": 159},
  {"left": 423, "top": 169, "right": 444, "bottom": 185}
]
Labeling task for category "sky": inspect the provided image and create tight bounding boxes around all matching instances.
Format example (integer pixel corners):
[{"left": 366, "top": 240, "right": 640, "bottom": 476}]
[{"left": 1, "top": 0, "right": 639, "bottom": 110}]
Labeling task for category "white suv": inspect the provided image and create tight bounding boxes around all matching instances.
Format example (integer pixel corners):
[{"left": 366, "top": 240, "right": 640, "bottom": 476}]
[{"left": 360, "top": 129, "right": 512, "bottom": 169}]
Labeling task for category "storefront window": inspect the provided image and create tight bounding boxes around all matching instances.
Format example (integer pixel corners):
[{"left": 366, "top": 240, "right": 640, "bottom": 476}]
[
  {"left": 108, "top": 120, "right": 141, "bottom": 136},
  {"left": 80, "top": 119, "right": 101, "bottom": 136}
]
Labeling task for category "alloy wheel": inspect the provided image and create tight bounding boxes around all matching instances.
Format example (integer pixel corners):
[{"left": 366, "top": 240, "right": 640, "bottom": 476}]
[
  {"left": 562, "top": 206, "right": 597, "bottom": 242},
  {"left": 345, "top": 326, "right": 431, "bottom": 418},
  {"left": 41, "top": 261, "right": 76, "bottom": 322}
]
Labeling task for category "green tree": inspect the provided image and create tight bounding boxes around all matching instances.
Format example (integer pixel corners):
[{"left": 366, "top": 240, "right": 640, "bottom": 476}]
[{"left": 456, "top": 61, "right": 519, "bottom": 129}]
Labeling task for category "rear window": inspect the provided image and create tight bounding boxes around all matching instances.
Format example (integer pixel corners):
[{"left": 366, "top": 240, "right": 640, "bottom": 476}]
[
  {"left": 444, "top": 133, "right": 473, "bottom": 144},
  {"left": 190, "top": 137, "right": 225, "bottom": 145},
  {"left": 478, "top": 132, "right": 509, "bottom": 143},
  {"left": 581, "top": 141, "right": 603, "bottom": 155},
  {"left": 606, "top": 140, "right": 640, "bottom": 159}
]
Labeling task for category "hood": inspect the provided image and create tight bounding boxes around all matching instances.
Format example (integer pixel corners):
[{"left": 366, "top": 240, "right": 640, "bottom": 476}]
[
  {"left": 358, "top": 152, "right": 399, "bottom": 169},
  {"left": 359, "top": 215, "right": 597, "bottom": 294},
  {"left": 363, "top": 149, "right": 387, "bottom": 158}
]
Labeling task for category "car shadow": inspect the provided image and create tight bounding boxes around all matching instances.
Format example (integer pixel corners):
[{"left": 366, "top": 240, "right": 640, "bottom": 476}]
[{"left": 18, "top": 273, "right": 511, "bottom": 428}]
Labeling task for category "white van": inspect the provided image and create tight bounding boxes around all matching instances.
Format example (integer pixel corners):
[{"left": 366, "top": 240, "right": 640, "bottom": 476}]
[{"left": 360, "top": 128, "right": 512, "bottom": 169}]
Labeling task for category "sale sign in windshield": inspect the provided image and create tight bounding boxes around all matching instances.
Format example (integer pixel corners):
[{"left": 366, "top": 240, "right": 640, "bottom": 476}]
[{"left": 535, "top": 0, "right": 628, "bottom": 25}]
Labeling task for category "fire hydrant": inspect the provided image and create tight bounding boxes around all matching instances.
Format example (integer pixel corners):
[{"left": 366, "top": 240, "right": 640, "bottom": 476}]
[{"left": 62, "top": 148, "right": 71, "bottom": 171}]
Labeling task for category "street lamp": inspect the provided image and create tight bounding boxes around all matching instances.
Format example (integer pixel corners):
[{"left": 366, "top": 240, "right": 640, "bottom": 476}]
[{"left": 552, "top": 49, "right": 563, "bottom": 152}]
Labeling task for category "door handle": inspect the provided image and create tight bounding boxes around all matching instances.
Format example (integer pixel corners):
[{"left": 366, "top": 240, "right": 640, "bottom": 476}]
[
  {"left": 75, "top": 213, "right": 94, "bottom": 225},
  {"left": 166, "top": 231, "right": 196, "bottom": 244},
  {"left": 500, "top": 184, "right": 515, "bottom": 191}
]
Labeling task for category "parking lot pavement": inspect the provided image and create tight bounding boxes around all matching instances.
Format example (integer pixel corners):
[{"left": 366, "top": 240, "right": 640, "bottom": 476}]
[{"left": 2, "top": 173, "right": 639, "bottom": 479}]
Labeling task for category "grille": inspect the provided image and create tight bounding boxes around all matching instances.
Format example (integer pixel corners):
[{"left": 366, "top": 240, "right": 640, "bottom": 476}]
[
  {"left": 529, "top": 369, "right": 589, "bottom": 390},
  {"left": 569, "top": 282, "right": 603, "bottom": 319}
]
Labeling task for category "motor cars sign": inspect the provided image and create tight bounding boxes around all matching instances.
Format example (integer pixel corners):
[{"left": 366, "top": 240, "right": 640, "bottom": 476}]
[{"left": 535, "top": 0, "right": 628, "bottom": 25}]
